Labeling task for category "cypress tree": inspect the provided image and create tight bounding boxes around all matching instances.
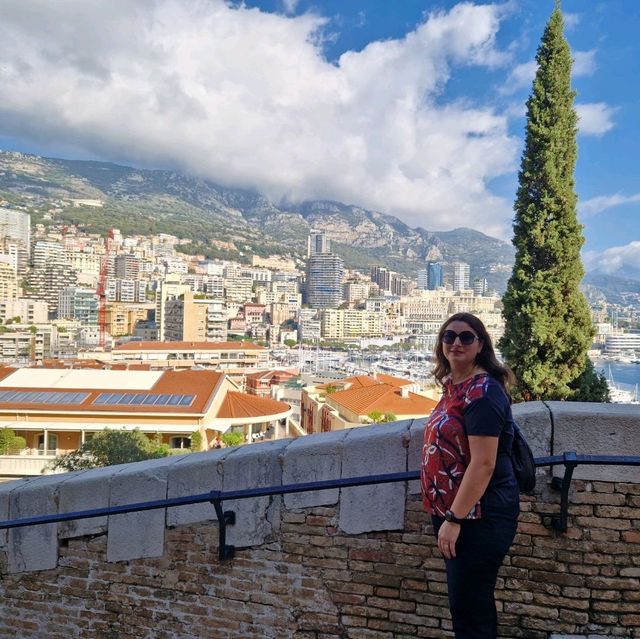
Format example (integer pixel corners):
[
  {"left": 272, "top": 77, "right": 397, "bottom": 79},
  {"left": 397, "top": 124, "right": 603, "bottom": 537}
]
[{"left": 500, "top": 2, "right": 594, "bottom": 401}]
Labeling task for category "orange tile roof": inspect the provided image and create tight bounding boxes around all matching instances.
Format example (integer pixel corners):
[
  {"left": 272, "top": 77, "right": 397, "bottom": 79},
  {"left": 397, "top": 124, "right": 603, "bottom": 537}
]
[
  {"left": 216, "top": 391, "right": 290, "bottom": 419},
  {"left": 328, "top": 383, "right": 437, "bottom": 418},
  {"left": 114, "top": 341, "right": 267, "bottom": 352},
  {"left": 319, "top": 373, "right": 412, "bottom": 393},
  {"left": 0, "top": 368, "right": 224, "bottom": 415},
  {"left": 245, "top": 370, "right": 297, "bottom": 381}
]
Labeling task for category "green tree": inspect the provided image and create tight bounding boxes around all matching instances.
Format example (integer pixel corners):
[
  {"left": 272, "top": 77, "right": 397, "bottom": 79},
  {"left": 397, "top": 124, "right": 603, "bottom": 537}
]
[
  {"left": 0, "top": 428, "right": 26, "bottom": 454},
  {"left": 500, "top": 3, "right": 594, "bottom": 401},
  {"left": 221, "top": 431, "right": 244, "bottom": 447},
  {"left": 190, "top": 430, "right": 203, "bottom": 452},
  {"left": 49, "top": 429, "right": 171, "bottom": 471},
  {"left": 568, "top": 356, "right": 610, "bottom": 402},
  {"left": 283, "top": 339, "right": 297, "bottom": 348},
  {"left": 366, "top": 411, "right": 397, "bottom": 424}
]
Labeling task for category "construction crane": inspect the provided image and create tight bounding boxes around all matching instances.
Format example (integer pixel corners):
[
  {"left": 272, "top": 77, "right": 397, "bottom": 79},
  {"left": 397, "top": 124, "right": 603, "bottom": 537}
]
[{"left": 97, "top": 229, "right": 114, "bottom": 349}]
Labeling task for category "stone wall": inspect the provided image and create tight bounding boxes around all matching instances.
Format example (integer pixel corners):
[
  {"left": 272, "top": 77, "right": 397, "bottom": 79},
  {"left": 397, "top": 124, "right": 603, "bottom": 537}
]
[{"left": 0, "top": 403, "right": 638, "bottom": 638}]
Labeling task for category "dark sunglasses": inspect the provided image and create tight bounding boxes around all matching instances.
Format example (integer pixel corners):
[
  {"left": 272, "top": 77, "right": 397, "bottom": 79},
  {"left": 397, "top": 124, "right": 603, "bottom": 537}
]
[{"left": 441, "top": 330, "right": 479, "bottom": 346}]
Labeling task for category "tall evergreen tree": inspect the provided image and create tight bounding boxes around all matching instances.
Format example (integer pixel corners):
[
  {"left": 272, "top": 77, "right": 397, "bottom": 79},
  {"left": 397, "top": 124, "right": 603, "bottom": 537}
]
[{"left": 500, "top": 3, "right": 594, "bottom": 401}]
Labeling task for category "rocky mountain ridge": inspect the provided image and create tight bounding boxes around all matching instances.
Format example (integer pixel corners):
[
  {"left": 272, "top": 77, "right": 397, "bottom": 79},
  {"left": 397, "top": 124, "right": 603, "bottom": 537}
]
[{"left": 0, "top": 151, "right": 516, "bottom": 290}]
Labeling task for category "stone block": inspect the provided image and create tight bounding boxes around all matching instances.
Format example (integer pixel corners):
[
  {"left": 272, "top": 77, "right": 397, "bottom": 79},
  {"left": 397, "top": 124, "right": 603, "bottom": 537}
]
[
  {"left": 548, "top": 402, "right": 640, "bottom": 482},
  {"left": 106, "top": 456, "right": 183, "bottom": 562},
  {"left": 166, "top": 448, "right": 229, "bottom": 527},
  {"left": 407, "top": 418, "right": 427, "bottom": 495},
  {"left": 512, "top": 401, "right": 552, "bottom": 457},
  {"left": 6, "top": 474, "right": 65, "bottom": 572},
  {"left": 0, "top": 477, "right": 30, "bottom": 548},
  {"left": 339, "top": 421, "right": 410, "bottom": 535},
  {"left": 282, "top": 429, "right": 350, "bottom": 509},
  {"left": 58, "top": 466, "right": 120, "bottom": 539},
  {"left": 221, "top": 438, "right": 291, "bottom": 547}
]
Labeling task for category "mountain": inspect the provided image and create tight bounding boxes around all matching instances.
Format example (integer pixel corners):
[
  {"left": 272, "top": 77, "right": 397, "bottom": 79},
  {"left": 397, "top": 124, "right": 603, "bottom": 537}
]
[
  {"left": 0, "top": 151, "right": 516, "bottom": 290},
  {"left": 583, "top": 273, "right": 640, "bottom": 307}
]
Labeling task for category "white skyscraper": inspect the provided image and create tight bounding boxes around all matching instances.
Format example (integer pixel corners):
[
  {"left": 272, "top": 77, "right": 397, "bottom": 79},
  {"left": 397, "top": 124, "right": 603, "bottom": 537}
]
[{"left": 452, "top": 262, "right": 471, "bottom": 292}]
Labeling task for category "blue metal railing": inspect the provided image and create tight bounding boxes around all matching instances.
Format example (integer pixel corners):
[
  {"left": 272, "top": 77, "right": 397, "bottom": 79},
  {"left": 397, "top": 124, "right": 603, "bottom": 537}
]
[{"left": 0, "top": 454, "right": 638, "bottom": 561}]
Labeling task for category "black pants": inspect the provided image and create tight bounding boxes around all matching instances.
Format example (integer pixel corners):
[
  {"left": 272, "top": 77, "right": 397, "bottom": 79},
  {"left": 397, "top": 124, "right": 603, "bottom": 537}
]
[{"left": 432, "top": 513, "right": 517, "bottom": 639}]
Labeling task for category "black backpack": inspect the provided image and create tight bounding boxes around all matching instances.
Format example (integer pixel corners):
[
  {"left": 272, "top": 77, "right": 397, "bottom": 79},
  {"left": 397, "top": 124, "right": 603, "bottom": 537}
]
[{"left": 511, "top": 422, "right": 536, "bottom": 493}]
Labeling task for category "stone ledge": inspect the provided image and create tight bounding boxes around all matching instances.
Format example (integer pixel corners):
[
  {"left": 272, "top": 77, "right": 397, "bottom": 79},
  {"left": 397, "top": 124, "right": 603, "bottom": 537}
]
[{"left": 0, "top": 402, "right": 637, "bottom": 573}]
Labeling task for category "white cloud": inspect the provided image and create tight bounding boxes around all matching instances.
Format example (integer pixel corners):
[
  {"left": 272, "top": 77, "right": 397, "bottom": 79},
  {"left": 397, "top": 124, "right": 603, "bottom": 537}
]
[
  {"left": 503, "top": 49, "right": 596, "bottom": 95},
  {"left": 502, "top": 60, "right": 536, "bottom": 93},
  {"left": 563, "top": 12, "right": 581, "bottom": 29},
  {"left": 0, "top": 0, "right": 518, "bottom": 234},
  {"left": 584, "top": 242, "right": 640, "bottom": 275},
  {"left": 573, "top": 50, "right": 597, "bottom": 76},
  {"left": 575, "top": 102, "right": 617, "bottom": 136},
  {"left": 281, "top": 0, "right": 299, "bottom": 15},
  {"left": 580, "top": 193, "right": 640, "bottom": 219}
]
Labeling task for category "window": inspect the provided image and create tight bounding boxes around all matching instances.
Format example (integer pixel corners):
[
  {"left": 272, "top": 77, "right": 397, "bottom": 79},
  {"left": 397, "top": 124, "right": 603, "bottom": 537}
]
[
  {"left": 37, "top": 433, "right": 58, "bottom": 455},
  {"left": 170, "top": 436, "right": 191, "bottom": 449}
]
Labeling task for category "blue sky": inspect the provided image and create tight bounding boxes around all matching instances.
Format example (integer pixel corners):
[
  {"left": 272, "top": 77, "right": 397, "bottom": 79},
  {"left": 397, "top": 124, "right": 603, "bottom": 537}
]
[{"left": 0, "top": 1, "right": 638, "bottom": 278}]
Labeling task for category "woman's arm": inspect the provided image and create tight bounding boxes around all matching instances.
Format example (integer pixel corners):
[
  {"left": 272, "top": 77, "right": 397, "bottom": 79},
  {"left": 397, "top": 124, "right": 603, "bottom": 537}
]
[{"left": 437, "top": 435, "right": 498, "bottom": 559}]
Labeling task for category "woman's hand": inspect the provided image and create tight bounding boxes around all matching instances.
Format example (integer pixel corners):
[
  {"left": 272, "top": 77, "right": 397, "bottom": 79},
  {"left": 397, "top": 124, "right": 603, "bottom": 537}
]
[{"left": 438, "top": 521, "right": 461, "bottom": 559}]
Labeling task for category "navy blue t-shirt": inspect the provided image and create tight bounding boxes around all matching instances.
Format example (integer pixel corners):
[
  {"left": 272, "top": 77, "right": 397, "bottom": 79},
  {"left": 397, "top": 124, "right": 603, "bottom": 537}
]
[{"left": 464, "top": 377, "right": 520, "bottom": 517}]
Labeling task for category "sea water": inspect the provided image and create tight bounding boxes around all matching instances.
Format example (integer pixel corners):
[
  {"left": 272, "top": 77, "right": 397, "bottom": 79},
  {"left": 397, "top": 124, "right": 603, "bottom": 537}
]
[{"left": 594, "top": 360, "right": 640, "bottom": 395}]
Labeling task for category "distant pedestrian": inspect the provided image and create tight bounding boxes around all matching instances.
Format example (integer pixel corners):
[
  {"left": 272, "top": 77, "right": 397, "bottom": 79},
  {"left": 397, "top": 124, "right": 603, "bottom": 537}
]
[{"left": 421, "top": 312, "right": 520, "bottom": 638}]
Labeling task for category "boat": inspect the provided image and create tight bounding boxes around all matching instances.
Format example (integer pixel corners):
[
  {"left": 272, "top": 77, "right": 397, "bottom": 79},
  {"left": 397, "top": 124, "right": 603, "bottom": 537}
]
[{"left": 606, "top": 365, "right": 639, "bottom": 404}]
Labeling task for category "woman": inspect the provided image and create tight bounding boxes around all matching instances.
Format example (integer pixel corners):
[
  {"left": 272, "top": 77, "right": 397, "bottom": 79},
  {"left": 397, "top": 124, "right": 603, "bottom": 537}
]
[{"left": 421, "top": 312, "right": 519, "bottom": 639}]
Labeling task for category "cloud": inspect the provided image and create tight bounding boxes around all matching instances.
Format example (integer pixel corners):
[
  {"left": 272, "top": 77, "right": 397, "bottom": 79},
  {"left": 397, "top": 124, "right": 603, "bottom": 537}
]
[
  {"left": 575, "top": 102, "right": 617, "bottom": 136},
  {"left": 573, "top": 49, "right": 597, "bottom": 76},
  {"left": 502, "top": 60, "right": 537, "bottom": 93},
  {"left": 0, "top": 0, "right": 518, "bottom": 235},
  {"left": 502, "top": 49, "right": 596, "bottom": 95},
  {"left": 281, "top": 0, "right": 299, "bottom": 15},
  {"left": 584, "top": 242, "right": 640, "bottom": 276},
  {"left": 563, "top": 13, "right": 581, "bottom": 29},
  {"left": 580, "top": 192, "right": 640, "bottom": 219}
]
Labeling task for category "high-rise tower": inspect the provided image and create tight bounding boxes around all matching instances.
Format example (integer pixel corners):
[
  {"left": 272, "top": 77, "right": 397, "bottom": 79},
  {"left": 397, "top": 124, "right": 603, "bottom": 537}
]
[{"left": 305, "top": 231, "right": 343, "bottom": 308}]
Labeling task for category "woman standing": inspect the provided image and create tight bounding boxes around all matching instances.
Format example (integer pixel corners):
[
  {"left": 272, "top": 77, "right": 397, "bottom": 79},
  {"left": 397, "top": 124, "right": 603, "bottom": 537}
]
[{"left": 421, "top": 312, "right": 520, "bottom": 638}]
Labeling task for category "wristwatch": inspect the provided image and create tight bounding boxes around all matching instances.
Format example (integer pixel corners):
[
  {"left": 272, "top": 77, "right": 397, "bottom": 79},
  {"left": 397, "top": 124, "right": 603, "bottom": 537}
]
[{"left": 444, "top": 509, "right": 464, "bottom": 524}]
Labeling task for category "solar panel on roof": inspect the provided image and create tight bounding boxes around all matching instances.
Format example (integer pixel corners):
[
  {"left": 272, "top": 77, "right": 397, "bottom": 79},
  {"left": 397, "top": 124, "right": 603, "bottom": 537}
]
[
  {"left": 0, "top": 390, "right": 89, "bottom": 405},
  {"left": 92, "top": 393, "right": 195, "bottom": 408}
]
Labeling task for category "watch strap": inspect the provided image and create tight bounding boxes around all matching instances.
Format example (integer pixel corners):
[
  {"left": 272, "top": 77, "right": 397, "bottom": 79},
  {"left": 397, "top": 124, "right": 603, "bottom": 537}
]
[{"left": 445, "top": 509, "right": 464, "bottom": 524}]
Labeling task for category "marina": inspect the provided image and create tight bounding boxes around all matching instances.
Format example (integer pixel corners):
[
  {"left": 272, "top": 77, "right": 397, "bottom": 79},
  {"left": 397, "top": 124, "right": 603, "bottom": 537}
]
[{"left": 594, "top": 359, "right": 640, "bottom": 404}]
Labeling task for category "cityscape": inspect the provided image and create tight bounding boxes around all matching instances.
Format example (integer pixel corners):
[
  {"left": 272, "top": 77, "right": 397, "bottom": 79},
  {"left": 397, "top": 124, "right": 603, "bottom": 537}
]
[
  {"left": 0, "top": 2, "right": 638, "bottom": 638},
  {"left": 0, "top": 194, "right": 637, "bottom": 480}
]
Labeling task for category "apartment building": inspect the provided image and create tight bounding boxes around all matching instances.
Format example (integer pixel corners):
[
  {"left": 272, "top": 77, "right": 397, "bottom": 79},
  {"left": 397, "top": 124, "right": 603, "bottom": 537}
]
[
  {"left": 0, "top": 260, "right": 18, "bottom": 299},
  {"left": 163, "top": 291, "right": 207, "bottom": 342},
  {"left": 305, "top": 253, "right": 344, "bottom": 308},
  {"left": 106, "top": 278, "right": 147, "bottom": 303},
  {"left": 58, "top": 287, "right": 99, "bottom": 324},
  {"left": 105, "top": 303, "right": 153, "bottom": 337},
  {"left": 0, "top": 299, "right": 48, "bottom": 324},
  {"left": 99, "top": 340, "right": 272, "bottom": 373},
  {"left": 114, "top": 254, "right": 141, "bottom": 279},
  {"left": 320, "top": 309, "right": 385, "bottom": 340}
]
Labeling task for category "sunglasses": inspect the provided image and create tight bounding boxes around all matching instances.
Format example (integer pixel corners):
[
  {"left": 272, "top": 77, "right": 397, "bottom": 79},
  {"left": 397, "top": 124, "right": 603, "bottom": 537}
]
[{"left": 441, "top": 330, "right": 479, "bottom": 346}]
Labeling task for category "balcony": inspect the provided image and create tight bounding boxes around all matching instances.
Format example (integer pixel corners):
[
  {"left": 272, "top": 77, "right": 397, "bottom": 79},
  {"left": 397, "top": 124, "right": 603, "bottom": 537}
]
[{"left": 0, "top": 449, "right": 58, "bottom": 477}]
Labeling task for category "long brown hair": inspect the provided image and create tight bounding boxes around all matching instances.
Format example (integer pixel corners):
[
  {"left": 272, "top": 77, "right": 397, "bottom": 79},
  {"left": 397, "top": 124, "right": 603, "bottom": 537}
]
[{"left": 432, "top": 312, "right": 514, "bottom": 395}]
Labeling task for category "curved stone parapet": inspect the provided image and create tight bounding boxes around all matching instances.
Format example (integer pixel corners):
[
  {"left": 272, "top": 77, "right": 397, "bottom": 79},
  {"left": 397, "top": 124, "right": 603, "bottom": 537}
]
[{"left": 0, "top": 402, "right": 637, "bottom": 574}]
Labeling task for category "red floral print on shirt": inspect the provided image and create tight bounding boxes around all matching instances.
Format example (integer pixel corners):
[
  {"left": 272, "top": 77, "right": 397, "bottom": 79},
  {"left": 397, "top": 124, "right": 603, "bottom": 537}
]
[{"left": 421, "top": 373, "right": 489, "bottom": 518}]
